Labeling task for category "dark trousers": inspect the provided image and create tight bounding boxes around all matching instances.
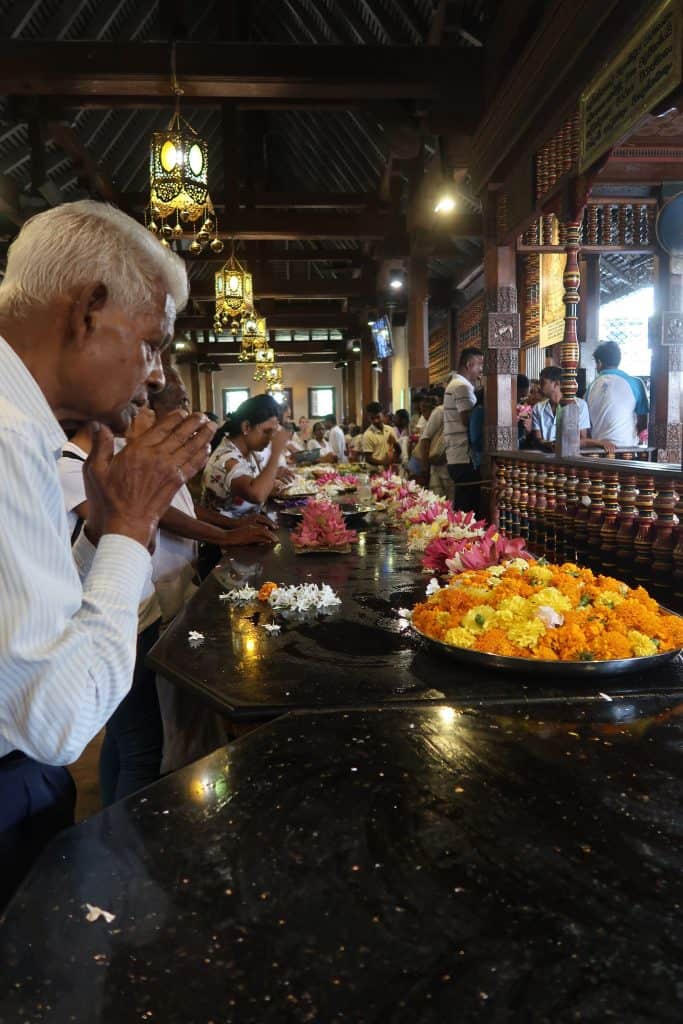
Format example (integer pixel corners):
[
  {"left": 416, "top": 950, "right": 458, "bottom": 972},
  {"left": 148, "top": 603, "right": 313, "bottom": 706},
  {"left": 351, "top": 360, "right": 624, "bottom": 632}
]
[
  {"left": 448, "top": 462, "right": 481, "bottom": 516},
  {"left": 99, "top": 620, "right": 163, "bottom": 807},
  {"left": 0, "top": 752, "right": 76, "bottom": 910}
]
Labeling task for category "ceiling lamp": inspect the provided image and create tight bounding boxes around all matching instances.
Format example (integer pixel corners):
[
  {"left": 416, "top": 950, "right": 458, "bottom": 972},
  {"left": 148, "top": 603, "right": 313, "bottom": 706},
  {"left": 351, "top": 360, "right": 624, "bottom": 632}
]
[
  {"left": 434, "top": 190, "right": 456, "bottom": 214},
  {"left": 388, "top": 269, "right": 405, "bottom": 290},
  {"left": 214, "top": 243, "right": 254, "bottom": 336},
  {"left": 147, "top": 49, "right": 223, "bottom": 255},
  {"left": 238, "top": 311, "right": 268, "bottom": 362},
  {"left": 252, "top": 345, "right": 276, "bottom": 381}
]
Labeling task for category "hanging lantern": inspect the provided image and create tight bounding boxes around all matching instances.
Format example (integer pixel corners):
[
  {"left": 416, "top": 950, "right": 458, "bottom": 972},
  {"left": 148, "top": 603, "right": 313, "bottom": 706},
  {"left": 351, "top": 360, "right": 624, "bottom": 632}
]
[
  {"left": 252, "top": 345, "right": 276, "bottom": 381},
  {"left": 147, "top": 83, "right": 221, "bottom": 254},
  {"left": 264, "top": 365, "right": 284, "bottom": 393},
  {"left": 238, "top": 311, "right": 268, "bottom": 362},
  {"left": 214, "top": 245, "right": 254, "bottom": 335}
]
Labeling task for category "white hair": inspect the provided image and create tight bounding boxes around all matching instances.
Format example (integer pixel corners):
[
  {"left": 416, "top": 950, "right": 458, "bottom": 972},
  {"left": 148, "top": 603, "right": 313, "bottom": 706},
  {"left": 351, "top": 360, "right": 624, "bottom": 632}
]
[{"left": 0, "top": 199, "right": 189, "bottom": 317}]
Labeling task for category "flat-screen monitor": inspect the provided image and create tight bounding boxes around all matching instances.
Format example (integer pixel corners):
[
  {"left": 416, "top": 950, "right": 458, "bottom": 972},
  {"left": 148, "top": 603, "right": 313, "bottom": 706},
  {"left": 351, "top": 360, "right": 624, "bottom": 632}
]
[{"left": 371, "top": 316, "right": 394, "bottom": 360}]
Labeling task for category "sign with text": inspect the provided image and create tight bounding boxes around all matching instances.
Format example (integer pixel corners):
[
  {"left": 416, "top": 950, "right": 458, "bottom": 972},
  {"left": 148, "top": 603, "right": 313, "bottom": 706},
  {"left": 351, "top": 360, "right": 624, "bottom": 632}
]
[
  {"left": 580, "top": 0, "right": 682, "bottom": 172},
  {"left": 540, "top": 253, "right": 566, "bottom": 349}
]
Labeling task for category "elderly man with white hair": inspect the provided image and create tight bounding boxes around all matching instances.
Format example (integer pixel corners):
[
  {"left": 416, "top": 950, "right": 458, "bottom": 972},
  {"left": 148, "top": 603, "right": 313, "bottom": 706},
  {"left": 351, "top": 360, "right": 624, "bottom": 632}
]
[{"left": 0, "top": 200, "right": 215, "bottom": 906}]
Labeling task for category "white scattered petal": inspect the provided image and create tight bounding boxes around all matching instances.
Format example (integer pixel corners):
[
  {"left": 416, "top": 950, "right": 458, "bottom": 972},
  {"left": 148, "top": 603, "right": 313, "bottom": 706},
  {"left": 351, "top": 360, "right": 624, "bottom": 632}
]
[
  {"left": 263, "top": 623, "right": 282, "bottom": 634},
  {"left": 220, "top": 585, "right": 258, "bottom": 603},
  {"left": 268, "top": 583, "right": 341, "bottom": 614},
  {"left": 85, "top": 904, "right": 116, "bottom": 924},
  {"left": 598, "top": 692, "right": 613, "bottom": 702},
  {"left": 188, "top": 630, "right": 205, "bottom": 642},
  {"left": 397, "top": 607, "right": 412, "bottom": 620},
  {"left": 425, "top": 577, "right": 441, "bottom": 597},
  {"left": 535, "top": 606, "right": 564, "bottom": 629}
]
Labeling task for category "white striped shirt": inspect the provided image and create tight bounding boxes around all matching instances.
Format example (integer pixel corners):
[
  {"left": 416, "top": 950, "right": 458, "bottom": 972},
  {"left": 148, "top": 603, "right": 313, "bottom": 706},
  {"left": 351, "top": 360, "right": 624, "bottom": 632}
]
[{"left": 0, "top": 336, "right": 151, "bottom": 765}]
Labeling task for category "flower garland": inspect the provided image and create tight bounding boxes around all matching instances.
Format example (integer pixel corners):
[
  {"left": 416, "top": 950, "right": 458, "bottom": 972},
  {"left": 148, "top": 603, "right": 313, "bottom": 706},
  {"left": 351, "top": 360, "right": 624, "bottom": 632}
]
[
  {"left": 412, "top": 561, "right": 683, "bottom": 662},
  {"left": 290, "top": 498, "right": 358, "bottom": 550}
]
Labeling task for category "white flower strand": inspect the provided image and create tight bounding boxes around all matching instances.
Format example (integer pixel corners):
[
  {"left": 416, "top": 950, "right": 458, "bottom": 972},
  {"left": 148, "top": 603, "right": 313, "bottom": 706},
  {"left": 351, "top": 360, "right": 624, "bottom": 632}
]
[
  {"left": 220, "top": 585, "right": 258, "bottom": 603},
  {"left": 268, "top": 583, "right": 341, "bottom": 614}
]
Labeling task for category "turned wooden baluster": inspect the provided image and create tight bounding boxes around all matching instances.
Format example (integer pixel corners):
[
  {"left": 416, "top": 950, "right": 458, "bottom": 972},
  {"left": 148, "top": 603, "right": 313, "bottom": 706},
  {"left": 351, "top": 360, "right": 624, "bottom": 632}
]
[
  {"left": 544, "top": 465, "right": 557, "bottom": 558},
  {"left": 554, "top": 464, "right": 567, "bottom": 564},
  {"left": 673, "top": 487, "right": 683, "bottom": 611},
  {"left": 633, "top": 475, "right": 656, "bottom": 588},
  {"left": 535, "top": 463, "right": 548, "bottom": 556},
  {"left": 651, "top": 479, "right": 678, "bottom": 606},
  {"left": 598, "top": 469, "right": 620, "bottom": 577},
  {"left": 510, "top": 463, "right": 521, "bottom": 538},
  {"left": 586, "top": 469, "right": 606, "bottom": 572},
  {"left": 615, "top": 473, "right": 638, "bottom": 584},
  {"left": 573, "top": 468, "right": 592, "bottom": 567},
  {"left": 518, "top": 462, "right": 530, "bottom": 544},
  {"left": 503, "top": 460, "right": 515, "bottom": 537},
  {"left": 563, "top": 465, "right": 579, "bottom": 563},
  {"left": 527, "top": 464, "right": 538, "bottom": 549},
  {"left": 494, "top": 458, "right": 507, "bottom": 531}
]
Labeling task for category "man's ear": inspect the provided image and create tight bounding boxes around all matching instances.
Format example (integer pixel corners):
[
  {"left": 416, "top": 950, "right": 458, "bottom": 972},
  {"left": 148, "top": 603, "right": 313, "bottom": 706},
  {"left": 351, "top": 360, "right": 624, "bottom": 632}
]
[{"left": 68, "top": 282, "right": 108, "bottom": 347}]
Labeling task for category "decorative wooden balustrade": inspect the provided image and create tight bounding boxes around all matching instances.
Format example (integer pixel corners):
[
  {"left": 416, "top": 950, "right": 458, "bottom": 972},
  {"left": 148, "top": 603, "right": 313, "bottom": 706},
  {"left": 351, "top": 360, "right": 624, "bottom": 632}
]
[
  {"left": 492, "top": 452, "right": 683, "bottom": 611},
  {"left": 518, "top": 200, "right": 657, "bottom": 252}
]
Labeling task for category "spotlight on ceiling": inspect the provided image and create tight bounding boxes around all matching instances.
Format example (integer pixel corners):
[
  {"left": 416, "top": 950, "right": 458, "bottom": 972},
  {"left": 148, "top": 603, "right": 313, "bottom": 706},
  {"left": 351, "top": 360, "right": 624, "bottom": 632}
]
[
  {"left": 434, "top": 191, "right": 456, "bottom": 214},
  {"left": 388, "top": 269, "right": 404, "bottom": 290},
  {"left": 352, "top": 342, "right": 361, "bottom": 353}
]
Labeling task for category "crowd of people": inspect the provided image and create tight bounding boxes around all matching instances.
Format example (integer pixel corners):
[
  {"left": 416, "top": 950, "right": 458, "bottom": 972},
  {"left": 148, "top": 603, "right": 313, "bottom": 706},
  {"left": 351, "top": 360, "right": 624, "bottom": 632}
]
[{"left": 0, "top": 196, "right": 652, "bottom": 911}]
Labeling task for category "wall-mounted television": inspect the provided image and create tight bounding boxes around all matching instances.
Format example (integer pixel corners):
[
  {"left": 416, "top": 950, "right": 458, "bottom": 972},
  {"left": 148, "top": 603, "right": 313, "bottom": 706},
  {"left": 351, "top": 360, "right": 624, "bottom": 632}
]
[{"left": 371, "top": 316, "right": 394, "bottom": 359}]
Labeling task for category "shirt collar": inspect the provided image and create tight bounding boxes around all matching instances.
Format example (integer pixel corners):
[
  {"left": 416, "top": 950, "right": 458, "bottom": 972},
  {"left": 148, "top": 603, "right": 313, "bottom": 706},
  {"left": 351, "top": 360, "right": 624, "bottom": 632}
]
[{"left": 0, "top": 335, "right": 66, "bottom": 455}]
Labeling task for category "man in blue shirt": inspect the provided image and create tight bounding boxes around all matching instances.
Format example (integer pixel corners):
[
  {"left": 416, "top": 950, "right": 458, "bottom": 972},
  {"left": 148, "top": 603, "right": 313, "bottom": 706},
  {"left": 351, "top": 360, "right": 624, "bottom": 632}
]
[{"left": 585, "top": 341, "right": 649, "bottom": 447}]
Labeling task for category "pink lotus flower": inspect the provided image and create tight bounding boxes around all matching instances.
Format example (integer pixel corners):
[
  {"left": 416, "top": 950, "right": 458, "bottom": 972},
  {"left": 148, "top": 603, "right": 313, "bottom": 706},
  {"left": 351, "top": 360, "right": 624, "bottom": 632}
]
[
  {"left": 423, "top": 525, "right": 530, "bottom": 575},
  {"left": 291, "top": 499, "right": 358, "bottom": 549}
]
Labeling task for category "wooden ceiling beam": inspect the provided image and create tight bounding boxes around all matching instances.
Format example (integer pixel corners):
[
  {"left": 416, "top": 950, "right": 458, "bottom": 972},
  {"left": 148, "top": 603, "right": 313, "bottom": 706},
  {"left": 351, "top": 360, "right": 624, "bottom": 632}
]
[
  {"left": 189, "top": 276, "right": 368, "bottom": 301},
  {"left": 46, "top": 119, "right": 120, "bottom": 203},
  {"left": 0, "top": 42, "right": 480, "bottom": 101},
  {"left": 206, "top": 210, "right": 402, "bottom": 240},
  {"left": 125, "top": 190, "right": 380, "bottom": 209},
  {"left": 177, "top": 312, "right": 357, "bottom": 330},
  {"left": 181, "top": 248, "right": 364, "bottom": 265}
]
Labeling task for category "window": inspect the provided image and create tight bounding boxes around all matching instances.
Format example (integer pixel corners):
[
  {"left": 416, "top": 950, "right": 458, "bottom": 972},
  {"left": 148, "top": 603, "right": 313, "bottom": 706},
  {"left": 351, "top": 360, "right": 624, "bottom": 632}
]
[
  {"left": 222, "top": 388, "right": 250, "bottom": 417},
  {"left": 308, "top": 386, "right": 336, "bottom": 419}
]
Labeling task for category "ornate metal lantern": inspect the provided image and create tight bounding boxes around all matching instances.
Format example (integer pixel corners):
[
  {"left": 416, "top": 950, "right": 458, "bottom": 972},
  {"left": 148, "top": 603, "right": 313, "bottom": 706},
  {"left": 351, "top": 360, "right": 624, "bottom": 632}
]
[
  {"left": 264, "top": 365, "right": 284, "bottom": 392},
  {"left": 147, "top": 102, "right": 223, "bottom": 255},
  {"left": 214, "top": 247, "right": 254, "bottom": 335},
  {"left": 238, "top": 312, "right": 268, "bottom": 362},
  {"left": 252, "top": 345, "right": 276, "bottom": 381}
]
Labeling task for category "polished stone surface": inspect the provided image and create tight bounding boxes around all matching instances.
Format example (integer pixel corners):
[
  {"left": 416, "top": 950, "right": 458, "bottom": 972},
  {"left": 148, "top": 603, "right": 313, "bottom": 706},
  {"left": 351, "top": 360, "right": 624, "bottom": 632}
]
[
  {"left": 148, "top": 525, "right": 683, "bottom": 719},
  {"left": 2, "top": 697, "right": 683, "bottom": 1022}
]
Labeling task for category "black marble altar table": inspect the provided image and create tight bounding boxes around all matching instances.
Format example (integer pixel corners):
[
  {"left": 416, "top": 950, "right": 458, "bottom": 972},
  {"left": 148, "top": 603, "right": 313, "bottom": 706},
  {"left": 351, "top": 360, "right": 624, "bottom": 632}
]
[
  {"left": 2, "top": 696, "right": 683, "bottom": 1022},
  {"left": 148, "top": 525, "right": 683, "bottom": 720}
]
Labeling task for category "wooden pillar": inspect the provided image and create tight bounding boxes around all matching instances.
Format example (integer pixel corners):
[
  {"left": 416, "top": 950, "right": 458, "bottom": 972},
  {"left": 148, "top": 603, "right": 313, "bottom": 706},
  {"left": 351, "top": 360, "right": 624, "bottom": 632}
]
[
  {"left": 346, "top": 356, "right": 358, "bottom": 423},
  {"left": 556, "top": 219, "right": 583, "bottom": 458},
  {"left": 203, "top": 371, "right": 214, "bottom": 413},
  {"left": 379, "top": 356, "right": 393, "bottom": 411},
  {"left": 360, "top": 329, "right": 373, "bottom": 428},
  {"left": 649, "top": 252, "right": 683, "bottom": 464},
  {"left": 481, "top": 204, "right": 520, "bottom": 455},
  {"left": 189, "top": 361, "right": 200, "bottom": 412},
  {"left": 407, "top": 255, "right": 430, "bottom": 389}
]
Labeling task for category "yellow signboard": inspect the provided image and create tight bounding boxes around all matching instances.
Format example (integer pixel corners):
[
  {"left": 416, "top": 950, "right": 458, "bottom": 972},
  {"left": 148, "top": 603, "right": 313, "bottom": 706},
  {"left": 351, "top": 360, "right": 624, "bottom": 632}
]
[
  {"left": 580, "top": 0, "right": 682, "bottom": 172},
  {"left": 539, "top": 253, "right": 566, "bottom": 349}
]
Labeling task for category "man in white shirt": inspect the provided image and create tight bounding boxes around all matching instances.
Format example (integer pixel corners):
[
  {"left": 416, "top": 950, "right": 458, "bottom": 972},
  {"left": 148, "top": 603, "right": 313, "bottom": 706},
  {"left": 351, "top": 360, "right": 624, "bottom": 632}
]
[
  {"left": 585, "top": 340, "right": 649, "bottom": 447},
  {"left": 531, "top": 365, "right": 616, "bottom": 453},
  {"left": 0, "top": 200, "right": 215, "bottom": 906},
  {"left": 443, "top": 347, "right": 484, "bottom": 513},
  {"left": 323, "top": 413, "right": 347, "bottom": 462},
  {"left": 361, "top": 401, "right": 399, "bottom": 467}
]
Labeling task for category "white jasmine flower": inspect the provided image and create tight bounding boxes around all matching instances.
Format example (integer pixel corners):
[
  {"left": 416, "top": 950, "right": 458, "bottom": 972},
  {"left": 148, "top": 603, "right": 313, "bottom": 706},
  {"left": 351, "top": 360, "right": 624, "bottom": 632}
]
[
  {"left": 426, "top": 577, "right": 441, "bottom": 597},
  {"left": 221, "top": 585, "right": 258, "bottom": 603},
  {"left": 263, "top": 623, "right": 282, "bottom": 634},
  {"left": 84, "top": 904, "right": 115, "bottom": 924}
]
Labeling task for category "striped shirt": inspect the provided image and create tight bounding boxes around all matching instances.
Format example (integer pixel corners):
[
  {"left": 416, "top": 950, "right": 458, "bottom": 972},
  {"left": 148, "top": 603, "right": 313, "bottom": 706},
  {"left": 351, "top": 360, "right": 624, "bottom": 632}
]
[
  {"left": 0, "top": 336, "right": 151, "bottom": 766},
  {"left": 443, "top": 373, "right": 476, "bottom": 465}
]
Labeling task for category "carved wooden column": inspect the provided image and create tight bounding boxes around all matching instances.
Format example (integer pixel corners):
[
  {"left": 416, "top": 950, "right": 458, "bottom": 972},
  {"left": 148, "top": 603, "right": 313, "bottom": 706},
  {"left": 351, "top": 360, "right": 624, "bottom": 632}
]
[
  {"left": 573, "top": 468, "right": 592, "bottom": 566},
  {"left": 556, "top": 219, "right": 583, "bottom": 457},
  {"left": 360, "top": 329, "right": 374, "bottom": 426},
  {"left": 563, "top": 464, "right": 579, "bottom": 563},
  {"left": 346, "top": 356, "right": 358, "bottom": 424},
  {"left": 649, "top": 252, "right": 683, "bottom": 463},
  {"left": 673, "top": 487, "right": 683, "bottom": 610},
  {"left": 598, "top": 468, "right": 620, "bottom": 577},
  {"left": 634, "top": 475, "right": 656, "bottom": 588},
  {"left": 554, "top": 464, "right": 567, "bottom": 562},
  {"left": 615, "top": 473, "right": 638, "bottom": 584},
  {"left": 407, "top": 255, "right": 430, "bottom": 390},
  {"left": 651, "top": 479, "right": 678, "bottom": 605},
  {"left": 189, "top": 361, "right": 201, "bottom": 413},
  {"left": 586, "top": 469, "right": 606, "bottom": 571},
  {"left": 482, "top": 249, "right": 520, "bottom": 455}
]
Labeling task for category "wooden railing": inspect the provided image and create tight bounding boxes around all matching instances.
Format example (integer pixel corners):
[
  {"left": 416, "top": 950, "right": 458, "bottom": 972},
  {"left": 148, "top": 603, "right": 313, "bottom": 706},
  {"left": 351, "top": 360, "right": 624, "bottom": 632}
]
[{"left": 491, "top": 452, "right": 683, "bottom": 611}]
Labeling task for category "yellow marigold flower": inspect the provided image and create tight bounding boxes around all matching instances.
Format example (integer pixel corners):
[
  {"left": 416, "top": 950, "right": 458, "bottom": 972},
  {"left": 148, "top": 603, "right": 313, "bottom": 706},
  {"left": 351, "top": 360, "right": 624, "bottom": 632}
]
[
  {"left": 444, "top": 627, "right": 476, "bottom": 649},
  {"left": 493, "top": 595, "right": 535, "bottom": 627},
  {"left": 595, "top": 591, "right": 625, "bottom": 609},
  {"left": 462, "top": 604, "right": 497, "bottom": 634},
  {"left": 627, "top": 630, "right": 657, "bottom": 657},
  {"left": 506, "top": 618, "right": 547, "bottom": 649},
  {"left": 530, "top": 587, "right": 572, "bottom": 613},
  {"left": 527, "top": 565, "right": 553, "bottom": 584}
]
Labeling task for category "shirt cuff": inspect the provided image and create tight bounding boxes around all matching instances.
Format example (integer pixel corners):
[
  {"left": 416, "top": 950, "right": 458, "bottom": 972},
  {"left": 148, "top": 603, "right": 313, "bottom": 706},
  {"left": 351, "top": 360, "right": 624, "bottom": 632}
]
[{"left": 85, "top": 533, "right": 152, "bottom": 600}]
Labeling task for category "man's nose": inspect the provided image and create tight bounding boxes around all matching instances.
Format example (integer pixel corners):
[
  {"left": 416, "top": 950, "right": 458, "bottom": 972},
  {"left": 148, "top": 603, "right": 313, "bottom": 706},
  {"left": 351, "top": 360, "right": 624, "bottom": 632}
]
[{"left": 147, "top": 350, "right": 166, "bottom": 394}]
